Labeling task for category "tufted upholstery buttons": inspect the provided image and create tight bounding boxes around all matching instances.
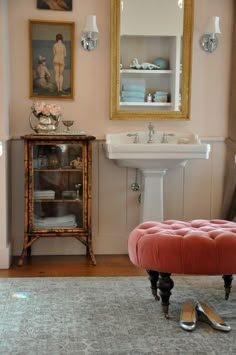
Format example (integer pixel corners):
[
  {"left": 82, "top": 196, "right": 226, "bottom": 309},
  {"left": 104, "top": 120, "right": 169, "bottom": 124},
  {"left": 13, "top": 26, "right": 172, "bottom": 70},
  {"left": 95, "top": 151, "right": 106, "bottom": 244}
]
[{"left": 128, "top": 219, "right": 236, "bottom": 275}]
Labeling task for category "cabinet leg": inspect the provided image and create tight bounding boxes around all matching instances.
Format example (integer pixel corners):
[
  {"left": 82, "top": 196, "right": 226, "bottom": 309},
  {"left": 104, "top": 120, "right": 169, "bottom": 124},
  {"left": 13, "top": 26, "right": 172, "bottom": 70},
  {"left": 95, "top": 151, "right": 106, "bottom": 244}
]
[
  {"left": 18, "top": 236, "right": 28, "bottom": 266},
  {"left": 87, "top": 233, "right": 96, "bottom": 265},
  {"left": 27, "top": 236, "right": 32, "bottom": 257},
  {"left": 18, "top": 253, "right": 25, "bottom": 267},
  {"left": 18, "top": 235, "right": 36, "bottom": 266},
  {"left": 88, "top": 243, "right": 96, "bottom": 265}
]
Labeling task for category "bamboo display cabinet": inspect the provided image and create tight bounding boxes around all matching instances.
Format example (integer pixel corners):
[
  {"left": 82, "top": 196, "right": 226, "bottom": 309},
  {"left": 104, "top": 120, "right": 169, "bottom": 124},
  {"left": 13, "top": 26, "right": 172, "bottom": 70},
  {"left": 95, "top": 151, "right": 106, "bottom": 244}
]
[{"left": 18, "top": 134, "right": 96, "bottom": 266}]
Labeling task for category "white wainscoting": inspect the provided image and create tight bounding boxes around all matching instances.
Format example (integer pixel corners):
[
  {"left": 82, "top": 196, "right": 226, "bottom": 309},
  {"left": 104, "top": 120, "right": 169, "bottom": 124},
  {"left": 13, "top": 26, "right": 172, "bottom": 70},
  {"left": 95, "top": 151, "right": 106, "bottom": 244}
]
[
  {"left": 0, "top": 138, "right": 11, "bottom": 268},
  {"left": 10, "top": 137, "right": 226, "bottom": 256}
]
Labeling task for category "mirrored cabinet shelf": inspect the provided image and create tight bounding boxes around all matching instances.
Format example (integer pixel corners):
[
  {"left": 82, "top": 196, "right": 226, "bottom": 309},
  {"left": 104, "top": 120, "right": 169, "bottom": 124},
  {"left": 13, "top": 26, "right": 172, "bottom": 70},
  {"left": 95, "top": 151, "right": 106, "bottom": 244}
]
[
  {"left": 110, "top": 0, "right": 193, "bottom": 120},
  {"left": 120, "top": 34, "right": 181, "bottom": 111},
  {"left": 18, "top": 134, "right": 96, "bottom": 266}
]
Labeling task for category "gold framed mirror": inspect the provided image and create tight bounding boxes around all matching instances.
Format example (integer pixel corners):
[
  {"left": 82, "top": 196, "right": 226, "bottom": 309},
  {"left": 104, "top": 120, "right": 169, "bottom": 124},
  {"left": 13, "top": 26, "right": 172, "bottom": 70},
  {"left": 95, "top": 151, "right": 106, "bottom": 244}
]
[{"left": 110, "top": 0, "right": 194, "bottom": 120}]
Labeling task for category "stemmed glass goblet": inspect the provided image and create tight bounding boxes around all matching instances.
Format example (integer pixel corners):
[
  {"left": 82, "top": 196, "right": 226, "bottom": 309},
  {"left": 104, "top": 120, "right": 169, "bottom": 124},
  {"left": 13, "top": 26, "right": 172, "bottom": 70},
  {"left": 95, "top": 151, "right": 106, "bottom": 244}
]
[
  {"left": 62, "top": 120, "right": 74, "bottom": 133},
  {"left": 74, "top": 183, "right": 82, "bottom": 200}
]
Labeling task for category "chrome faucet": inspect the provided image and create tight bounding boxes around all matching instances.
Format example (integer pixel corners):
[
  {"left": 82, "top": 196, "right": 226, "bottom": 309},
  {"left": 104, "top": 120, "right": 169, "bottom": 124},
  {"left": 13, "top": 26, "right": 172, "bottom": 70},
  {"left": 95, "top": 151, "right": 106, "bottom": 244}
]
[
  {"left": 161, "top": 132, "right": 175, "bottom": 143},
  {"left": 127, "top": 133, "right": 140, "bottom": 143},
  {"left": 147, "top": 122, "right": 155, "bottom": 143}
]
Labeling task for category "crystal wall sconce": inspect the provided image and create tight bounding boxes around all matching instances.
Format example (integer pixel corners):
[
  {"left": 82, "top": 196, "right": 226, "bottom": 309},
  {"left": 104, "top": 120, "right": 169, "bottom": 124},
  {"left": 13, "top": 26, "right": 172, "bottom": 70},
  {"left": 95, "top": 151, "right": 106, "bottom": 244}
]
[
  {"left": 200, "top": 16, "right": 221, "bottom": 53},
  {"left": 81, "top": 15, "right": 99, "bottom": 51}
]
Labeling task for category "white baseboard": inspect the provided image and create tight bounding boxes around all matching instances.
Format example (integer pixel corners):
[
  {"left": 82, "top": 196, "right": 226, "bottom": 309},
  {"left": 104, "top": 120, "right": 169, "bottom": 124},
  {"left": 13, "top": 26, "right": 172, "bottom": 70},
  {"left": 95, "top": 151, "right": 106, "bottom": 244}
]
[
  {"left": 13, "top": 234, "right": 129, "bottom": 256},
  {"left": 0, "top": 244, "right": 12, "bottom": 269}
]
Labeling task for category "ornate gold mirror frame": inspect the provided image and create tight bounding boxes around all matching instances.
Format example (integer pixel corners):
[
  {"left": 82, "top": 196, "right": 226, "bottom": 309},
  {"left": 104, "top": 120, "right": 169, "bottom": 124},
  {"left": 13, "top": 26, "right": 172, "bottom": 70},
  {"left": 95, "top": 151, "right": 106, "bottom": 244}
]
[{"left": 110, "top": 0, "right": 194, "bottom": 120}]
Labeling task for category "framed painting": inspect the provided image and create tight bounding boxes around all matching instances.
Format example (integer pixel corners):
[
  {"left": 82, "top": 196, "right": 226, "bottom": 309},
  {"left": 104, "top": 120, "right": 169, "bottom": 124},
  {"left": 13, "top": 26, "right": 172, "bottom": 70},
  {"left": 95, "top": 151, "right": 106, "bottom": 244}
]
[
  {"left": 37, "top": 0, "right": 73, "bottom": 11},
  {"left": 29, "top": 20, "right": 74, "bottom": 99}
]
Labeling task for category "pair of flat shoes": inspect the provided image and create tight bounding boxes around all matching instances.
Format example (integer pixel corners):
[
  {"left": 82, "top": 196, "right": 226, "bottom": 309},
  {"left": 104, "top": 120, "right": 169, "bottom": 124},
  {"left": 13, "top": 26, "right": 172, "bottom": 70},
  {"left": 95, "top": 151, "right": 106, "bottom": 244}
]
[{"left": 180, "top": 299, "right": 231, "bottom": 332}]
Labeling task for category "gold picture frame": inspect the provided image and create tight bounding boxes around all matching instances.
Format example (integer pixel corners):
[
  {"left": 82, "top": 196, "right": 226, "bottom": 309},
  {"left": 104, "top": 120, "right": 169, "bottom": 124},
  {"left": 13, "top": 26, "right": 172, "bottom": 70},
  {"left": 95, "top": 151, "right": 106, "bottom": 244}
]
[
  {"left": 29, "top": 20, "right": 74, "bottom": 100},
  {"left": 36, "top": 0, "right": 73, "bottom": 11}
]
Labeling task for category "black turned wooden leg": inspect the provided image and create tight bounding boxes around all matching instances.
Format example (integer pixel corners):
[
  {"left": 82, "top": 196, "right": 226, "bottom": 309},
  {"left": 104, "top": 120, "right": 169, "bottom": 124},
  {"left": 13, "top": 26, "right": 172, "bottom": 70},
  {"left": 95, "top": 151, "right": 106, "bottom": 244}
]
[
  {"left": 223, "top": 275, "right": 234, "bottom": 300},
  {"left": 146, "top": 270, "right": 160, "bottom": 301},
  {"left": 158, "top": 272, "right": 174, "bottom": 319}
]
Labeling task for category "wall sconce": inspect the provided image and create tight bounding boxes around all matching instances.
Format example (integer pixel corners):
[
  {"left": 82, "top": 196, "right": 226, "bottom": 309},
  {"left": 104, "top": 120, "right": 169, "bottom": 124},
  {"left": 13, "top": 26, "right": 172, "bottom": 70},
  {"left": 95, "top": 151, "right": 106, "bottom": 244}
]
[
  {"left": 178, "top": 0, "right": 183, "bottom": 9},
  {"left": 200, "top": 16, "right": 221, "bottom": 53},
  {"left": 81, "top": 15, "right": 99, "bottom": 51}
]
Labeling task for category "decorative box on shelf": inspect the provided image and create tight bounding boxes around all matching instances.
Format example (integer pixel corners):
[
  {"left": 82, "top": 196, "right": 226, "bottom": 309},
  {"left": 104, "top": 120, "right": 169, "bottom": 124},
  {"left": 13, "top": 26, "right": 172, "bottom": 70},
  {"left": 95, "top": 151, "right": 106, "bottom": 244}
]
[{"left": 153, "top": 91, "right": 169, "bottom": 103}]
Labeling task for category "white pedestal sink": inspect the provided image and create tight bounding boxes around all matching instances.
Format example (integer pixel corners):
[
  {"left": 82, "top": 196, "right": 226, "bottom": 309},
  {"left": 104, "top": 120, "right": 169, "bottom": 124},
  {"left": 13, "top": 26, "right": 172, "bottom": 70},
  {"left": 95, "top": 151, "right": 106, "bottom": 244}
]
[{"left": 104, "top": 130, "right": 211, "bottom": 222}]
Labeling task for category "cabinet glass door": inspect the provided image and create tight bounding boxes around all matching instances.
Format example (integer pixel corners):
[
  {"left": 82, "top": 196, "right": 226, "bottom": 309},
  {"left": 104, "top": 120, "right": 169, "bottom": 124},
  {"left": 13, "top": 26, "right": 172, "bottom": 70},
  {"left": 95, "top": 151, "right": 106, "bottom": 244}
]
[{"left": 31, "top": 143, "right": 85, "bottom": 230}]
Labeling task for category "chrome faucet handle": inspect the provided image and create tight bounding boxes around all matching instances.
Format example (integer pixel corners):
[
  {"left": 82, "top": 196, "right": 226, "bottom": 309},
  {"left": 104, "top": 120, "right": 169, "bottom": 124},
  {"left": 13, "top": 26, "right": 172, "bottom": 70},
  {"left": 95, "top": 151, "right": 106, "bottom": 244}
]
[
  {"left": 148, "top": 122, "right": 155, "bottom": 133},
  {"left": 161, "top": 132, "right": 175, "bottom": 143},
  {"left": 147, "top": 122, "right": 155, "bottom": 143},
  {"left": 127, "top": 133, "right": 140, "bottom": 143}
]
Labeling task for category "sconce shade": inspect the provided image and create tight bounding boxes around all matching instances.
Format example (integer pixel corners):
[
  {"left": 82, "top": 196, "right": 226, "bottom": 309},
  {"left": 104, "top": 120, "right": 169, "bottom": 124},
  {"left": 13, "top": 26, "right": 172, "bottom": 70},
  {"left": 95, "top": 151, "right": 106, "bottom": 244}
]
[
  {"left": 83, "top": 15, "right": 99, "bottom": 33},
  {"left": 81, "top": 15, "right": 99, "bottom": 51},
  {"left": 205, "top": 16, "right": 221, "bottom": 35},
  {"left": 200, "top": 16, "right": 221, "bottom": 53},
  {"left": 178, "top": 0, "right": 183, "bottom": 9}
]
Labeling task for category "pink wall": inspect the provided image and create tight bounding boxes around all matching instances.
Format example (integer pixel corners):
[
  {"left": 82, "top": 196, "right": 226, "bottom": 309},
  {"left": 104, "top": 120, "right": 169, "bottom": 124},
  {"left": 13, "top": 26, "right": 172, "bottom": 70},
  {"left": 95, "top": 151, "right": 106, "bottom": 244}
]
[
  {"left": 0, "top": 0, "right": 232, "bottom": 266},
  {"left": 8, "top": 0, "right": 233, "bottom": 139},
  {"left": 191, "top": 0, "right": 233, "bottom": 136}
]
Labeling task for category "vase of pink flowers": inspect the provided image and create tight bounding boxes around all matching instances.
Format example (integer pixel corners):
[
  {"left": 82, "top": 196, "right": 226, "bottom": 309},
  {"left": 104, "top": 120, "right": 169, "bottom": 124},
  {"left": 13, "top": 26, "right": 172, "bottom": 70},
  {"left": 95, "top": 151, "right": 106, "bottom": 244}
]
[{"left": 30, "top": 101, "right": 61, "bottom": 134}]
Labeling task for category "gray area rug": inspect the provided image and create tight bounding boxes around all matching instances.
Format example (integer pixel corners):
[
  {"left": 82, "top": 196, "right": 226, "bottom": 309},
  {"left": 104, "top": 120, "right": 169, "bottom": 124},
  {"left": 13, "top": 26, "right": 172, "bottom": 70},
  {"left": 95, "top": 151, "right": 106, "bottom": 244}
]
[{"left": 0, "top": 276, "right": 236, "bottom": 355}]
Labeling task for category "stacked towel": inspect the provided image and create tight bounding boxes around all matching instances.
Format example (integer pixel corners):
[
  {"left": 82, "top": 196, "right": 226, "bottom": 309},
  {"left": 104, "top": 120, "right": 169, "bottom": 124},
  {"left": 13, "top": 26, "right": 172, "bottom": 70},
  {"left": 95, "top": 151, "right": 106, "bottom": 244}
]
[
  {"left": 122, "top": 84, "right": 145, "bottom": 92},
  {"left": 34, "top": 214, "right": 77, "bottom": 228},
  {"left": 121, "top": 91, "right": 145, "bottom": 98},
  {"left": 34, "top": 190, "right": 55, "bottom": 200},
  {"left": 121, "top": 84, "right": 145, "bottom": 103}
]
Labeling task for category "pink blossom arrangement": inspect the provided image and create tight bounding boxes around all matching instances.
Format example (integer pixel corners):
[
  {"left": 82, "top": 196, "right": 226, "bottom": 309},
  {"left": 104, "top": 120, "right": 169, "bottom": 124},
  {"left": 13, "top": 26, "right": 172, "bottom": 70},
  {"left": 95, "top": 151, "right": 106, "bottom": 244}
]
[{"left": 31, "top": 101, "right": 61, "bottom": 119}]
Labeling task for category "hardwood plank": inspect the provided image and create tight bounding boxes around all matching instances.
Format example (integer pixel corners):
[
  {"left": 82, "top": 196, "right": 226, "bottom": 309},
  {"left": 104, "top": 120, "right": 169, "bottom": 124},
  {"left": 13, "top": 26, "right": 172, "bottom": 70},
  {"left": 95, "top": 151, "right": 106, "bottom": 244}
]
[{"left": 0, "top": 255, "right": 146, "bottom": 278}]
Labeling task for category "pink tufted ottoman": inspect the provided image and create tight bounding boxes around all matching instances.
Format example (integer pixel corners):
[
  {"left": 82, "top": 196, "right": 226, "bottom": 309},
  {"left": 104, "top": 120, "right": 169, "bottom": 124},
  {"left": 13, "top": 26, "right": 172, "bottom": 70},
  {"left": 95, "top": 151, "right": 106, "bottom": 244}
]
[{"left": 128, "top": 219, "right": 236, "bottom": 317}]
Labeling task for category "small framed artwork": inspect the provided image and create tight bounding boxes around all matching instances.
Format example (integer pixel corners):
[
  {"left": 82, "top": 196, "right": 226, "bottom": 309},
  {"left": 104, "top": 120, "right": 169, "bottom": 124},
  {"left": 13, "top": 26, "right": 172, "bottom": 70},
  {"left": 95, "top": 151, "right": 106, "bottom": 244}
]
[
  {"left": 29, "top": 20, "right": 74, "bottom": 99},
  {"left": 37, "top": 0, "right": 72, "bottom": 11}
]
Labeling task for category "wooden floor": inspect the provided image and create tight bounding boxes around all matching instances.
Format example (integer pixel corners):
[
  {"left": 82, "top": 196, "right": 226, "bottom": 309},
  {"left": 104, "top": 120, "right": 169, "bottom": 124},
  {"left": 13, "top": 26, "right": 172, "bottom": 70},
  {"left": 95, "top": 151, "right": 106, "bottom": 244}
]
[{"left": 0, "top": 255, "right": 146, "bottom": 277}]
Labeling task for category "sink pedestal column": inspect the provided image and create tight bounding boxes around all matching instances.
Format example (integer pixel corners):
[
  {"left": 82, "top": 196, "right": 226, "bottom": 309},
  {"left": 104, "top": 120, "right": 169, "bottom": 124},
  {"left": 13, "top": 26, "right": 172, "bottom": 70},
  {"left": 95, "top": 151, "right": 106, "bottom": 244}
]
[{"left": 140, "top": 169, "right": 167, "bottom": 222}]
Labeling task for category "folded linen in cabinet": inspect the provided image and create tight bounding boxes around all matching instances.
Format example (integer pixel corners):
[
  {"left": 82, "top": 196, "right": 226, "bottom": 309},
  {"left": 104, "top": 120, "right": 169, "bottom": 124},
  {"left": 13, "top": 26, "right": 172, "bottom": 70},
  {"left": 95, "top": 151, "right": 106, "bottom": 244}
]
[
  {"left": 34, "top": 222, "right": 77, "bottom": 228},
  {"left": 121, "top": 90, "right": 145, "bottom": 99},
  {"left": 34, "top": 196, "right": 55, "bottom": 200},
  {"left": 122, "top": 84, "right": 145, "bottom": 93},
  {"left": 34, "top": 214, "right": 76, "bottom": 226},
  {"left": 34, "top": 193, "right": 55, "bottom": 195},
  {"left": 121, "top": 97, "right": 145, "bottom": 102},
  {"left": 34, "top": 190, "right": 55, "bottom": 195},
  {"left": 34, "top": 190, "right": 55, "bottom": 199}
]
